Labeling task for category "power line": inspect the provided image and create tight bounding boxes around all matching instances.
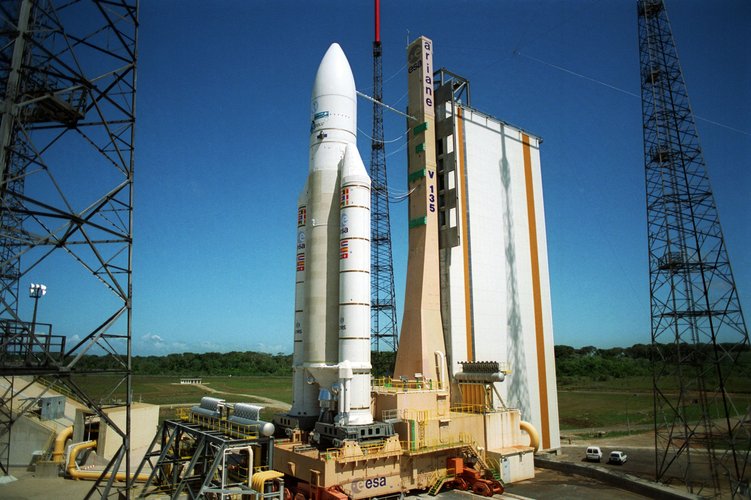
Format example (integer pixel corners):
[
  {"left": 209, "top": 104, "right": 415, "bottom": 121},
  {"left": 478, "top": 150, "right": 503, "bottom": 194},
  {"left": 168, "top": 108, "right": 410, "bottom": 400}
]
[
  {"left": 514, "top": 50, "right": 750, "bottom": 137},
  {"left": 369, "top": 0, "right": 399, "bottom": 353},
  {"left": 357, "top": 90, "right": 416, "bottom": 121}
]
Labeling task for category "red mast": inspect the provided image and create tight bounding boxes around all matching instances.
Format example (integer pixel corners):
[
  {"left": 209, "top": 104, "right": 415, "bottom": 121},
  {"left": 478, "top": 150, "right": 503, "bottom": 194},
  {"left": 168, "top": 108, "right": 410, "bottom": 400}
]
[
  {"left": 370, "top": 0, "right": 400, "bottom": 353},
  {"left": 374, "top": 0, "right": 380, "bottom": 43}
]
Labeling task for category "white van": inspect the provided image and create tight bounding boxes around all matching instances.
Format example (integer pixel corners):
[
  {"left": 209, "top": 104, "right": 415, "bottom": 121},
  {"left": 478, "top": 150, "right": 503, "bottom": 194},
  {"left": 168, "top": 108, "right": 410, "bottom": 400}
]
[
  {"left": 609, "top": 450, "right": 628, "bottom": 464},
  {"left": 585, "top": 446, "right": 603, "bottom": 462}
]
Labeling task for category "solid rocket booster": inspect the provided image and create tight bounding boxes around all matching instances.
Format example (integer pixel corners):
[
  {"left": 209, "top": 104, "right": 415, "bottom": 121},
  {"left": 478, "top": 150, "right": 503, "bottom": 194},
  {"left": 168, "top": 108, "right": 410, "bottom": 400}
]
[
  {"left": 338, "top": 144, "right": 372, "bottom": 426},
  {"left": 295, "top": 43, "right": 373, "bottom": 427},
  {"left": 289, "top": 181, "right": 319, "bottom": 421}
]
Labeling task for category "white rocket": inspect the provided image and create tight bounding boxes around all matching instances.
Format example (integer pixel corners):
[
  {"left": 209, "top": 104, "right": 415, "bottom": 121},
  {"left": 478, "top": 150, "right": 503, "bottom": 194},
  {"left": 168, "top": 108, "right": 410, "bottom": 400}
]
[{"left": 289, "top": 43, "right": 373, "bottom": 428}]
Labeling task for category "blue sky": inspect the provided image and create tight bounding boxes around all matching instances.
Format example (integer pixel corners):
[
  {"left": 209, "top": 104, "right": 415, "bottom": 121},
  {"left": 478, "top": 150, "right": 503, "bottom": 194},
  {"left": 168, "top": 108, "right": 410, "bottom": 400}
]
[{"left": 85, "top": 0, "right": 749, "bottom": 355}]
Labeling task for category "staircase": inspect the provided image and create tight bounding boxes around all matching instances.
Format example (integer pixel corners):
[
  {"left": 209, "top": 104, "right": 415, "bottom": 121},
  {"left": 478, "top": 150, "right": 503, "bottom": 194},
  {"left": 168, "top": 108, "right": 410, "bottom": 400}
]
[
  {"left": 428, "top": 475, "right": 453, "bottom": 496},
  {"left": 465, "top": 444, "right": 504, "bottom": 485},
  {"left": 465, "top": 442, "right": 490, "bottom": 470},
  {"left": 486, "top": 457, "right": 503, "bottom": 482}
]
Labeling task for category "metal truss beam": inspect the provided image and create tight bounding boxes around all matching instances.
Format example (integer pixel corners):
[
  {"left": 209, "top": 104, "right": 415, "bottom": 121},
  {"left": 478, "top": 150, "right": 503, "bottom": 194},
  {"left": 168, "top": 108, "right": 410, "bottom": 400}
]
[
  {"left": 370, "top": 37, "right": 399, "bottom": 353},
  {"left": 638, "top": 1, "right": 750, "bottom": 496},
  {"left": 0, "top": 1, "right": 137, "bottom": 498}
]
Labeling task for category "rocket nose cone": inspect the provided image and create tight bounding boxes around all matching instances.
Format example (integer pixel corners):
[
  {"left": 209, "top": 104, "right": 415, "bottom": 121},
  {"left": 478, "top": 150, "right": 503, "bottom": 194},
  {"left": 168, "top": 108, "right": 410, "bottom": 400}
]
[
  {"left": 341, "top": 143, "right": 371, "bottom": 185},
  {"left": 312, "top": 43, "right": 356, "bottom": 100},
  {"left": 342, "top": 143, "right": 364, "bottom": 171}
]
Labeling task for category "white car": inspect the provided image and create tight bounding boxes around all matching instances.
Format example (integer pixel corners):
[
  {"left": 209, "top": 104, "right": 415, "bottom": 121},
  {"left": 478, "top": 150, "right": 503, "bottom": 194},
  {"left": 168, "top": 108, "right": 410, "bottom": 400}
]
[
  {"left": 609, "top": 451, "right": 628, "bottom": 464},
  {"left": 585, "top": 446, "right": 603, "bottom": 462}
]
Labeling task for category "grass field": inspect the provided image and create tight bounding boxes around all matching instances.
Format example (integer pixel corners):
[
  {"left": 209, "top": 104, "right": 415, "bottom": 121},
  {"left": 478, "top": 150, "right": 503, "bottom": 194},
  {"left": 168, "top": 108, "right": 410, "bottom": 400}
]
[
  {"left": 66, "top": 374, "right": 293, "bottom": 405},
  {"left": 66, "top": 373, "right": 751, "bottom": 437},
  {"left": 200, "top": 376, "right": 293, "bottom": 404},
  {"left": 557, "top": 376, "right": 751, "bottom": 436},
  {"left": 557, "top": 390, "right": 654, "bottom": 431}
]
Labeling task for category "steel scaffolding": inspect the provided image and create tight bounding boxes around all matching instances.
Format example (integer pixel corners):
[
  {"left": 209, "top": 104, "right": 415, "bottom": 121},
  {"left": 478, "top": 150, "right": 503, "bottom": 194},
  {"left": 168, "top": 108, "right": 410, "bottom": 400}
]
[
  {"left": 369, "top": 0, "right": 399, "bottom": 353},
  {"left": 638, "top": 0, "right": 750, "bottom": 495},
  {"left": 0, "top": 1, "right": 137, "bottom": 497},
  {"left": 135, "top": 415, "right": 282, "bottom": 500}
]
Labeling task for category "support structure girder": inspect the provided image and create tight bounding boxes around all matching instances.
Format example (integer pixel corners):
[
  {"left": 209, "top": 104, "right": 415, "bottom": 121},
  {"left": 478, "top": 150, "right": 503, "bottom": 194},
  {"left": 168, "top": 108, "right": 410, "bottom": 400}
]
[
  {"left": 0, "top": 2, "right": 137, "bottom": 498},
  {"left": 638, "top": 0, "right": 750, "bottom": 496}
]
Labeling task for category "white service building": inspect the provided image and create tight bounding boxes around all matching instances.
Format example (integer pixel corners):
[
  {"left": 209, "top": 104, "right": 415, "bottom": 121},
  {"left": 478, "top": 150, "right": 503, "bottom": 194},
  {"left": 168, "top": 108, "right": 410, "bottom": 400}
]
[{"left": 433, "top": 76, "right": 560, "bottom": 450}]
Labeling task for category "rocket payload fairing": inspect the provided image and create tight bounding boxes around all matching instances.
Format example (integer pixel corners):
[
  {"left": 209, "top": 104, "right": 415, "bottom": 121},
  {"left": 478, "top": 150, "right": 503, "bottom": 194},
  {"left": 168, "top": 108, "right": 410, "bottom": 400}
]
[{"left": 288, "top": 43, "right": 373, "bottom": 431}]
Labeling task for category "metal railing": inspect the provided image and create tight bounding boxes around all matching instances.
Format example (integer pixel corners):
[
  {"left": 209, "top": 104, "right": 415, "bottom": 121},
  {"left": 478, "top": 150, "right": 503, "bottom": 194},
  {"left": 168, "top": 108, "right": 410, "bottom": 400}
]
[
  {"left": 448, "top": 404, "right": 487, "bottom": 414},
  {"left": 0, "top": 319, "right": 65, "bottom": 369},
  {"left": 372, "top": 376, "right": 446, "bottom": 392},
  {"left": 322, "top": 438, "right": 401, "bottom": 463},
  {"left": 177, "top": 408, "right": 260, "bottom": 440},
  {"left": 401, "top": 432, "right": 473, "bottom": 455}
]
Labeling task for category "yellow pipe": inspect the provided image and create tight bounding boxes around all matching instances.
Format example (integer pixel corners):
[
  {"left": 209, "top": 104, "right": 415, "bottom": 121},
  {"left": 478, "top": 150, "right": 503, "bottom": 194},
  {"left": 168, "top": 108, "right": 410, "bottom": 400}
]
[
  {"left": 520, "top": 420, "right": 540, "bottom": 453},
  {"left": 252, "top": 469, "right": 284, "bottom": 493},
  {"left": 66, "top": 440, "right": 149, "bottom": 482},
  {"left": 52, "top": 426, "right": 74, "bottom": 463}
]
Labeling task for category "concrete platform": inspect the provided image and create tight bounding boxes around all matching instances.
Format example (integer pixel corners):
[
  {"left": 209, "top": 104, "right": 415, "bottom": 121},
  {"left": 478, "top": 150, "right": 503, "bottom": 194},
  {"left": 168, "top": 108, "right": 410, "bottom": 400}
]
[{"left": 0, "top": 467, "right": 95, "bottom": 499}]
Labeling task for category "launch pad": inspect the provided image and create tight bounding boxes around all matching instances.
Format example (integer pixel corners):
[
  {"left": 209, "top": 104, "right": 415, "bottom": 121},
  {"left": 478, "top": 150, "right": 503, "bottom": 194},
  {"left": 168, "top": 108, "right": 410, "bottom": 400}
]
[
  {"left": 311, "top": 421, "right": 394, "bottom": 449},
  {"left": 264, "top": 34, "right": 555, "bottom": 500},
  {"left": 134, "top": 33, "right": 556, "bottom": 500},
  {"left": 272, "top": 375, "right": 533, "bottom": 499},
  {"left": 135, "top": 409, "right": 282, "bottom": 499}
]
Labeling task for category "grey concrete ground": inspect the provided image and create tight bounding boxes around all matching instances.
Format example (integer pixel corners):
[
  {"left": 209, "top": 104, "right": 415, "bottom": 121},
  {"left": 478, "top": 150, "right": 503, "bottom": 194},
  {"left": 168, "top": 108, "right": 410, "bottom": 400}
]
[
  {"left": 1, "top": 446, "right": 696, "bottom": 500},
  {"left": 503, "top": 467, "right": 649, "bottom": 499},
  {"left": 1, "top": 466, "right": 652, "bottom": 500},
  {"left": 0, "top": 467, "right": 96, "bottom": 499}
]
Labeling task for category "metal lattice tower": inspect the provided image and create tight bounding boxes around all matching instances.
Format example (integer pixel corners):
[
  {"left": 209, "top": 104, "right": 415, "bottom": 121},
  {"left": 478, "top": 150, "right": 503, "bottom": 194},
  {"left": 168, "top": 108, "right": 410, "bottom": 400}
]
[
  {"left": 638, "top": 0, "right": 750, "bottom": 495},
  {"left": 0, "top": 1, "right": 137, "bottom": 496},
  {"left": 370, "top": 0, "right": 398, "bottom": 353}
]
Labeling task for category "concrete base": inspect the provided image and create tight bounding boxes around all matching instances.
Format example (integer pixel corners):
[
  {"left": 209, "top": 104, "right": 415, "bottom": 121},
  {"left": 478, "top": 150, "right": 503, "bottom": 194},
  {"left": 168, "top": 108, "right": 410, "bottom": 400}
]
[
  {"left": 33, "top": 461, "right": 60, "bottom": 478},
  {"left": 273, "top": 413, "right": 319, "bottom": 434},
  {"left": 312, "top": 420, "right": 394, "bottom": 448},
  {"left": 535, "top": 456, "right": 701, "bottom": 500}
]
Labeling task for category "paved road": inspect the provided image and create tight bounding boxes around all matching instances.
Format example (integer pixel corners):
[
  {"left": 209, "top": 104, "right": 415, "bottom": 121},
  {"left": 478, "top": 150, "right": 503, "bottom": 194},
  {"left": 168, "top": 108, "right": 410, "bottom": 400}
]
[
  {"left": 503, "top": 467, "right": 649, "bottom": 499},
  {"left": 191, "top": 383, "right": 291, "bottom": 409}
]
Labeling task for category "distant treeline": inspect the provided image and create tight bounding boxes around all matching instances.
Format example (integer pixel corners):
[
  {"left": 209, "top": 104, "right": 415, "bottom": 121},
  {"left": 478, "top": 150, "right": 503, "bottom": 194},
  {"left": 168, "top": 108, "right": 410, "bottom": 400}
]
[
  {"left": 70, "top": 343, "right": 747, "bottom": 379},
  {"left": 72, "top": 351, "right": 293, "bottom": 376},
  {"left": 73, "top": 350, "right": 398, "bottom": 377},
  {"left": 554, "top": 343, "right": 751, "bottom": 383},
  {"left": 555, "top": 345, "right": 652, "bottom": 383}
]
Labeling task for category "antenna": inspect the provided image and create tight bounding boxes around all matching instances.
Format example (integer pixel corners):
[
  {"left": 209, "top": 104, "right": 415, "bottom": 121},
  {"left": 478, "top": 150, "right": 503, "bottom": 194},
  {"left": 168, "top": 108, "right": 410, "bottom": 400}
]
[
  {"left": 638, "top": 0, "right": 750, "bottom": 495},
  {"left": 370, "top": 0, "right": 399, "bottom": 353}
]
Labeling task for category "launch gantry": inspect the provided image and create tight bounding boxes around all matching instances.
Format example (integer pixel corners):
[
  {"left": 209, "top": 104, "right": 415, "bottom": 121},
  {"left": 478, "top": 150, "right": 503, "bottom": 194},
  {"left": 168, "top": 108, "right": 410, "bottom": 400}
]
[
  {"left": 638, "top": 0, "right": 750, "bottom": 495},
  {"left": 0, "top": 1, "right": 138, "bottom": 497},
  {"left": 369, "top": 0, "right": 399, "bottom": 354}
]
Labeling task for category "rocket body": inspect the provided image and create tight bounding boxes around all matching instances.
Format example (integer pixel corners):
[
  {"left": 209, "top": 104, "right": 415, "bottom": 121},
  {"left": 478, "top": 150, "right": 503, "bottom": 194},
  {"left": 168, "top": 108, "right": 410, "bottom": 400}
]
[
  {"left": 292, "top": 43, "right": 372, "bottom": 428},
  {"left": 338, "top": 144, "right": 373, "bottom": 426},
  {"left": 289, "top": 182, "right": 319, "bottom": 420}
]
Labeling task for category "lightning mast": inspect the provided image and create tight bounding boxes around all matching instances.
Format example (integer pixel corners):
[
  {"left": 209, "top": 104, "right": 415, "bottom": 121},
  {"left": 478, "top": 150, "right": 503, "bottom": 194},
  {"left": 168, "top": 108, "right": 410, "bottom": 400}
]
[
  {"left": 370, "top": 0, "right": 399, "bottom": 353},
  {"left": 638, "top": 0, "right": 750, "bottom": 495},
  {"left": 0, "top": 1, "right": 138, "bottom": 495}
]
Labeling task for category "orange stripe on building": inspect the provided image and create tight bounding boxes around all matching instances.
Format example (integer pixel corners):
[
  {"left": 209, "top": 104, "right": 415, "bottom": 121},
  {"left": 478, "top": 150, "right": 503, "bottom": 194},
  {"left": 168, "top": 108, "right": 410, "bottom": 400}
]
[
  {"left": 456, "top": 107, "right": 474, "bottom": 361},
  {"left": 522, "top": 133, "right": 550, "bottom": 449}
]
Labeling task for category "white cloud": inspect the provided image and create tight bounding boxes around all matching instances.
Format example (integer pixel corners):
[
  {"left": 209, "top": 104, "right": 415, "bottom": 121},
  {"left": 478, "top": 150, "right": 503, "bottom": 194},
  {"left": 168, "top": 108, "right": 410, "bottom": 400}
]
[
  {"left": 133, "top": 332, "right": 292, "bottom": 356},
  {"left": 142, "top": 333, "right": 163, "bottom": 343}
]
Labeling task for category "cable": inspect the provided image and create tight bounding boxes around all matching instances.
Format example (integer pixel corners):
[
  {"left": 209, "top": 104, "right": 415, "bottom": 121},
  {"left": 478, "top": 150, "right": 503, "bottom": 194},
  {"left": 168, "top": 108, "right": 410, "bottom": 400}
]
[
  {"left": 388, "top": 186, "right": 415, "bottom": 203},
  {"left": 512, "top": 0, "right": 599, "bottom": 55},
  {"left": 391, "top": 90, "right": 408, "bottom": 107},
  {"left": 515, "top": 51, "right": 751, "bottom": 137},
  {"left": 356, "top": 90, "right": 417, "bottom": 121},
  {"left": 383, "top": 62, "right": 407, "bottom": 86},
  {"left": 515, "top": 50, "right": 639, "bottom": 98},
  {"left": 358, "top": 127, "right": 407, "bottom": 144},
  {"left": 386, "top": 141, "right": 407, "bottom": 158},
  {"left": 360, "top": 62, "right": 407, "bottom": 92}
]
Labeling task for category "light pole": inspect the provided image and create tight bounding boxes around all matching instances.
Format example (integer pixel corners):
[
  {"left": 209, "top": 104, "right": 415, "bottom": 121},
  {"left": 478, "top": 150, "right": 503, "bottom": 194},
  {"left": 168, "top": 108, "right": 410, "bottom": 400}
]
[
  {"left": 28, "top": 283, "right": 47, "bottom": 363},
  {"left": 626, "top": 396, "right": 631, "bottom": 435},
  {"left": 626, "top": 393, "right": 637, "bottom": 435}
]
